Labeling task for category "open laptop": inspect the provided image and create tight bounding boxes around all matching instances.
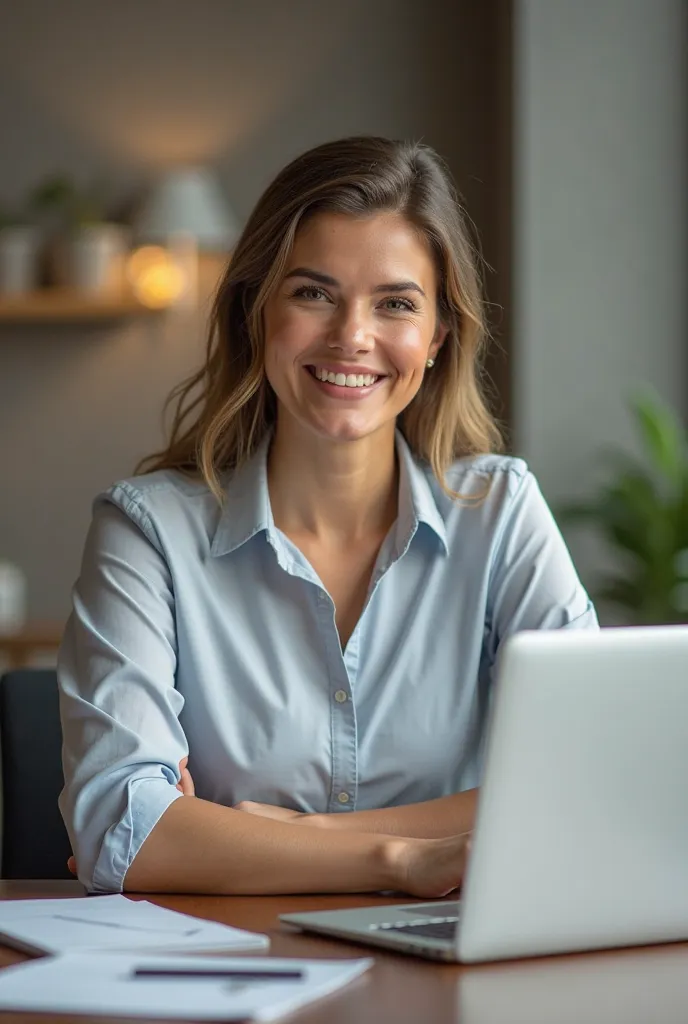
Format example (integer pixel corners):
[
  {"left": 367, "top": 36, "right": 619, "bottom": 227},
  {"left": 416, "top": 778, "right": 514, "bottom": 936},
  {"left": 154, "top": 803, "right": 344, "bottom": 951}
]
[{"left": 281, "top": 625, "right": 688, "bottom": 962}]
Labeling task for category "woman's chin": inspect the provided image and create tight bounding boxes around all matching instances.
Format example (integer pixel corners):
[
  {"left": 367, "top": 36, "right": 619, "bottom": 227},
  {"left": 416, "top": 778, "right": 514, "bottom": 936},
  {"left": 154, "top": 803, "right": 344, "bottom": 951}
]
[{"left": 304, "top": 411, "right": 393, "bottom": 446}]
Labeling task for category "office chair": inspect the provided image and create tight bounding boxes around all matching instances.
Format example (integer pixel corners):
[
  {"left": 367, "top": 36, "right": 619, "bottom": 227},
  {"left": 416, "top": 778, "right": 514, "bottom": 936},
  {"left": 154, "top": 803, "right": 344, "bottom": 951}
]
[{"left": 0, "top": 668, "right": 73, "bottom": 878}]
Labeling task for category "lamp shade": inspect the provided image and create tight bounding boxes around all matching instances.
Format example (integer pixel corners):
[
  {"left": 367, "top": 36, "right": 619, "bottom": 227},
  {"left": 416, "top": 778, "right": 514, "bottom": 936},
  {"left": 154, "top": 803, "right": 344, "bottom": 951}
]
[{"left": 134, "top": 167, "right": 239, "bottom": 251}]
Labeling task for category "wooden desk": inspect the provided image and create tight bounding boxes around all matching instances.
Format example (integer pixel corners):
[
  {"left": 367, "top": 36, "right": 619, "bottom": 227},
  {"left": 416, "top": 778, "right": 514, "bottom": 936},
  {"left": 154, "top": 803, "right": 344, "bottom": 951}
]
[{"left": 1, "top": 880, "right": 688, "bottom": 1023}]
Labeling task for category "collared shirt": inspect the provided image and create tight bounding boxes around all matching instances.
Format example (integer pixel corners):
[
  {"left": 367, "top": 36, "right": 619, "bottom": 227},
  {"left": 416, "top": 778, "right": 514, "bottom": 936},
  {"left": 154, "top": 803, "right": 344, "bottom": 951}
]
[{"left": 58, "top": 432, "right": 598, "bottom": 893}]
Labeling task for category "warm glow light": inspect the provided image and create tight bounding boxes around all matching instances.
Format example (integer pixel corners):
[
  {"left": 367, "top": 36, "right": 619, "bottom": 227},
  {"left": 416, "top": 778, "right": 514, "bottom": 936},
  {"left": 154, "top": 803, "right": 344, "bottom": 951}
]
[
  {"left": 126, "top": 246, "right": 186, "bottom": 308},
  {"left": 126, "top": 245, "right": 169, "bottom": 279}
]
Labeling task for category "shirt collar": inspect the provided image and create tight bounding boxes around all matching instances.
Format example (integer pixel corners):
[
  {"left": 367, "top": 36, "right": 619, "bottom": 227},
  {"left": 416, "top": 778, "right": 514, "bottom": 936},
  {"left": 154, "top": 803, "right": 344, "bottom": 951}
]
[
  {"left": 394, "top": 432, "right": 449, "bottom": 556},
  {"left": 210, "top": 432, "right": 274, "bottom": 558},
  {"left": 210, "top": 429, "right": 448, "bottom": 558}
]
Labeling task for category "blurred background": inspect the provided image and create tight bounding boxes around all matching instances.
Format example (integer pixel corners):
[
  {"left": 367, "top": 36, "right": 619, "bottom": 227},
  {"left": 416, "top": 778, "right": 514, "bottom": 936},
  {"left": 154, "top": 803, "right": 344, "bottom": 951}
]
[{"left": 0, "top": 0, "right": 686, "bottom": 671}]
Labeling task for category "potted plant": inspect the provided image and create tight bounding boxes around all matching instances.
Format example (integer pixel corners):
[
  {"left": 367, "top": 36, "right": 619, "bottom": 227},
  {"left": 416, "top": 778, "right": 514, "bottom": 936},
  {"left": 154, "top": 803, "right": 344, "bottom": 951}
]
[
  {"left": 31, "top": 174, "right": 129, "bottom": 295},
  {"left": 558, "top": 390, "right": 688, "bottom": 625}
]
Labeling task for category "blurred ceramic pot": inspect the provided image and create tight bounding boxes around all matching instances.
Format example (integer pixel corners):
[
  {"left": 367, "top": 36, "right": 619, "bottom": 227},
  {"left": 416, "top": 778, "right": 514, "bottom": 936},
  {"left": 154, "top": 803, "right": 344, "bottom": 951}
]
[
  {"left": 0, "top": 226, "right": 41, "bottom": 294},
  {"left": 0, "top": 560, "right": 27, "bottom": 636},
  {"left": 68, "top": 223, "right": 129, "bottom": 294}
]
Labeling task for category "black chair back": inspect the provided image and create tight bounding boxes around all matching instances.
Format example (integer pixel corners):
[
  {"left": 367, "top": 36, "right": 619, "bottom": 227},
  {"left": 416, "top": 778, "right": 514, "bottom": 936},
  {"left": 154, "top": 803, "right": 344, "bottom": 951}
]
[{"left": 0, "top": 669, "right": 72, "bottom": 878}]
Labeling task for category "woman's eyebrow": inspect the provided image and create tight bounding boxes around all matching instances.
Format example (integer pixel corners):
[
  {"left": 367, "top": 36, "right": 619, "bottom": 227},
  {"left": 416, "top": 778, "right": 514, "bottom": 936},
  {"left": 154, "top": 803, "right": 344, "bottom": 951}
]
[
  {"left": 284, "top": 267, "right": 426, "bottom": 298},
  {"left": 284, "top": 267, "right": 338, "bottom": 286},
  {"left": 373, "top": 280, "right": 426, "bottom": 298}
]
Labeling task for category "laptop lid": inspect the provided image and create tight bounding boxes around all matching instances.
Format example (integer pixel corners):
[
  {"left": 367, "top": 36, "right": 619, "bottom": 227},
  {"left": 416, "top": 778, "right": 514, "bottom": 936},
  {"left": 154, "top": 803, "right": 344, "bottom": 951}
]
[{"left": 457, "top": 625, "right": 688, "bottom": 962}]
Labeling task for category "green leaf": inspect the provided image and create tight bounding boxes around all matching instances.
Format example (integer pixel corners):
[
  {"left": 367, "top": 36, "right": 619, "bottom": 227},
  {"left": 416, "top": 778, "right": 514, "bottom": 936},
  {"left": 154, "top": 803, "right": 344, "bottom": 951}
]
[
  {"left": 593, "top": 474, "right": 669, "bottom": 559},
  {"left": 631, "top": 390, "right": 687, "bottom": 485},
  {"left": 29, "top": 174, "right": 75, "bottom": 211}
]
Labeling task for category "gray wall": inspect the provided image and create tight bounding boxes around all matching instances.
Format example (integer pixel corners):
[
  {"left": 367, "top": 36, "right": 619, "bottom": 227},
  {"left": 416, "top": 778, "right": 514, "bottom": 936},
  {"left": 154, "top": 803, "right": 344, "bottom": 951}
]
[
  {"left": 0, "top": 0, "right": 504, "bottom": 623},
  {"left": 513, "top": 0, "right": 688, "bottom": 588}
]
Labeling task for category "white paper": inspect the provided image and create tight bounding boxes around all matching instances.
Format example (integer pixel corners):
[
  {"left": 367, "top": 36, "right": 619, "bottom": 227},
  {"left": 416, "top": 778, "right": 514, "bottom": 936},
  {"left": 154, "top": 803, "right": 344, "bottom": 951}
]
[
  {"left": 0, "top": 895, "right": 268, "bottom": 955},
  {"left": 0, "top": 952, "right": 373, "bottom": 1021}
]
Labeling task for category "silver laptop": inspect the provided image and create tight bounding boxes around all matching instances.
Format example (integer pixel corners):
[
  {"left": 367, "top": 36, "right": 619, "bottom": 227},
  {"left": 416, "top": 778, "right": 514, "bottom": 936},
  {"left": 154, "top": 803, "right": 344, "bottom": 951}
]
[{"left": 281, "top": 626, "right": 688, "bottom": 962}]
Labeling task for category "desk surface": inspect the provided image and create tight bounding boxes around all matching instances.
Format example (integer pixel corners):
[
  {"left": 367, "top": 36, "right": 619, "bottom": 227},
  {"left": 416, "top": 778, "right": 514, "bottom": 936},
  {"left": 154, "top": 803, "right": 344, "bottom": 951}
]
[{"left": 1, "top": 880, "right": 688, "bottom": 1023}]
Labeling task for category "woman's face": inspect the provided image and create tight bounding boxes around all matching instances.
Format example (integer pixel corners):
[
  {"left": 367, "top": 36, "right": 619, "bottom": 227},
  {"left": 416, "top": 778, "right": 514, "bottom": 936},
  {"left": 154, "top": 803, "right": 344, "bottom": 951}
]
[{"left": 263, "top": 211, "right": 447, "bottom": 446}]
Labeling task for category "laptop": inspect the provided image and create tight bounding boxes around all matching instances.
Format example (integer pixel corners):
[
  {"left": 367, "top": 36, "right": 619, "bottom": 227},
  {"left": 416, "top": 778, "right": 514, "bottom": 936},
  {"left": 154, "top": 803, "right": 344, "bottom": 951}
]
[{"left": 281, "top": 625, "right": 688, "bottom": 962}]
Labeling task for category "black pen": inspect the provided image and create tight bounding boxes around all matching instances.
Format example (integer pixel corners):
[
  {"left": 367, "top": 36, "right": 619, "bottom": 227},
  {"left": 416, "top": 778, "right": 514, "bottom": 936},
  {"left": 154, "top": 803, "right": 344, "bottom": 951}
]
[{"left": 132, "top": 967, "right": 304, "bottom": 980}]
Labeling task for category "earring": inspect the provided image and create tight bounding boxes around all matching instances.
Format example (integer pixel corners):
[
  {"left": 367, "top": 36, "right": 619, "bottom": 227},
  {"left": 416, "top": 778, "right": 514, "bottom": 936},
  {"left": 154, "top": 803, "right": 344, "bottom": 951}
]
[{"left": 426, "top": 358, "right": 435, "bottom": 368}]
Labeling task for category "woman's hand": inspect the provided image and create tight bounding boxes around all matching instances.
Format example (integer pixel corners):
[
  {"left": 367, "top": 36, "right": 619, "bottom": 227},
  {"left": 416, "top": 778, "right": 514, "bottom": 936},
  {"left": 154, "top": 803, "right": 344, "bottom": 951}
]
[
  {"left": 67, "top": 757, "right": 195, "bottom": 877},
  {"left": 233, "top": 800, "right": 309, "bottom": 824},
  {"left": 391, "top": 832, "right": 472, "bottom": 899}
]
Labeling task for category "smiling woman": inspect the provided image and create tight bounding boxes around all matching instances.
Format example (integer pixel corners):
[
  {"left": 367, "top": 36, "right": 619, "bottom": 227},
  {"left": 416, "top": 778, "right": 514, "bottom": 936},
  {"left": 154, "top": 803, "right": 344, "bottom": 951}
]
[
  {"left": 57, "top": 137, "right": 598, "bottom": 898},
  {"left": 263, "top": 211, "right": 446, "bottom": 452}
]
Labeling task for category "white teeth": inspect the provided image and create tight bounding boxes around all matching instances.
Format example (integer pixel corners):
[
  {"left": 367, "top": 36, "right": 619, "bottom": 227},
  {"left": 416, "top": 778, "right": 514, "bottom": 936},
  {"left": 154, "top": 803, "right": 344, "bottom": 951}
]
[{"left": 313, "top": 367, "right": 379, "bottom": 388}]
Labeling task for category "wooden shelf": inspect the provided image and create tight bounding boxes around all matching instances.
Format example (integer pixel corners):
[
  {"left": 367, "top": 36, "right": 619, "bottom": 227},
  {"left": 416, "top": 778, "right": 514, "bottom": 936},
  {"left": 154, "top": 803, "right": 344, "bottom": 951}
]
[
  {"left": 0, "top": 288, "right": 160, "bottom": 323},
  {"left": 0, "top": 623, "right": 64, "bottom": 669}
]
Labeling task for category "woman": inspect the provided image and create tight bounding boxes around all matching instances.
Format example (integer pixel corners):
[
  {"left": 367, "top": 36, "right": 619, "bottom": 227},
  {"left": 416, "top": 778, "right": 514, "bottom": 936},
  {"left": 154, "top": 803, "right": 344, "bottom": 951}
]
[{"left": 59, "top": 136, "right": 597, "bottom": 896}]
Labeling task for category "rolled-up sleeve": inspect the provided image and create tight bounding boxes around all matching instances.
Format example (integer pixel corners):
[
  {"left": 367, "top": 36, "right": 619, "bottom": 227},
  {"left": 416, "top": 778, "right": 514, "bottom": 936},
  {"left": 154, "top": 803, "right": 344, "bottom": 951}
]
[
  {"left": 485, "top": 469, "right": 599, "bottom": 666},
  {"left": 58, "top": 487, "right": 185, "bottom": 893}
]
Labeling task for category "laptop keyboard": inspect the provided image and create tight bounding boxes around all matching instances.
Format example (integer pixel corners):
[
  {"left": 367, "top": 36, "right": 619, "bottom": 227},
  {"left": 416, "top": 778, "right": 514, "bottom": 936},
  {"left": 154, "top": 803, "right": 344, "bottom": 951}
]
[{"left": 370, "top": 916, "right": 460, "bottom": 942}]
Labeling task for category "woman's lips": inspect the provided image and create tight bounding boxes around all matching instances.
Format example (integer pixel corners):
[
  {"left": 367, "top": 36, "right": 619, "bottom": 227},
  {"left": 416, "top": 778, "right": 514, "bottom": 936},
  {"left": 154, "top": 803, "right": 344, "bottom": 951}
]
[{"left": 304, "top": 365, "right": 387, "bottom": 399}]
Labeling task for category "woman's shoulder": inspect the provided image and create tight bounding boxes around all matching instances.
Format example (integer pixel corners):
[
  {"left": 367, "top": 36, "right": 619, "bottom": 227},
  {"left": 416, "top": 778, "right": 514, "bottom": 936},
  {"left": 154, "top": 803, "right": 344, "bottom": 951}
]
[
  {"left": 446, "top": 451, "right": 530, "bottom": 485},
  {"left": 99, "top": 468, "right": 211, "bottom": 510},
  {"left": 438, "top": 451, "right": 532, "bottom": 508},
  {"left": 92, "top": 469, "right": 219, "bottom": 541}
]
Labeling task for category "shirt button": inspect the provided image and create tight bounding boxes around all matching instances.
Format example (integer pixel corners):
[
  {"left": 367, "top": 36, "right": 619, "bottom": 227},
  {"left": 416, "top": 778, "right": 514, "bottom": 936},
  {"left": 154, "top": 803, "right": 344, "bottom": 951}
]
[
  {"left": 337, "top": 791, "right": 351, "bottom": 804},
  {"left": 334, "top": 689, "right": 348, "bottom": 703}
]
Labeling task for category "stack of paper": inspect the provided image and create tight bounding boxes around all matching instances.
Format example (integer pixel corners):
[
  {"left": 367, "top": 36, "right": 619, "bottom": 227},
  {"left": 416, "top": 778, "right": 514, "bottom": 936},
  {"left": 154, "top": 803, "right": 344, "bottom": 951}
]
[
  {"left": 0, "top": 952, "right": 374, "bottom": 1021},
  {"left": 0, "top": 896, "right": 372, "bottom": 1020},
  {"left": 0, "top": 895, "right": 268, "bottom": 956}
]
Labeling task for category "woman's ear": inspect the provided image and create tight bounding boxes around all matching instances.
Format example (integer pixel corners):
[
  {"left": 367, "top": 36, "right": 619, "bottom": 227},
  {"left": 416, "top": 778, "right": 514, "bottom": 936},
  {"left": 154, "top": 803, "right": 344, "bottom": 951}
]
[{"left": 429, "top": 321, "right": 449, "bottom": 361}]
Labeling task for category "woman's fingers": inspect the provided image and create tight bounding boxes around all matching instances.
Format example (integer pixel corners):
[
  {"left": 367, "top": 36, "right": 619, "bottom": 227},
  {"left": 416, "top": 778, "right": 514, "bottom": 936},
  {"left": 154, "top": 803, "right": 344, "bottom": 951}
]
[{"left": 176, "top": 756, "right": 195, "bottom": 796}]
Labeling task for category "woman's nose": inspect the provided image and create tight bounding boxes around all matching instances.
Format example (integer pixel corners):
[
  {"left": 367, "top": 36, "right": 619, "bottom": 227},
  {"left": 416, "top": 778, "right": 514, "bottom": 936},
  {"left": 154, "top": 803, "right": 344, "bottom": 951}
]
[{"left": 326, "top": 305, "right": 373, "bottom": 353}]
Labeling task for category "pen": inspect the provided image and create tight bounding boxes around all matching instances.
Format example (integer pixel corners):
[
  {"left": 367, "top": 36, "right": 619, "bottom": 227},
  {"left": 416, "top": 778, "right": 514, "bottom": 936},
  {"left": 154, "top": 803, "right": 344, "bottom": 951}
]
[{"left": 132, "top": 967, "right": 304, "bottom": 980}]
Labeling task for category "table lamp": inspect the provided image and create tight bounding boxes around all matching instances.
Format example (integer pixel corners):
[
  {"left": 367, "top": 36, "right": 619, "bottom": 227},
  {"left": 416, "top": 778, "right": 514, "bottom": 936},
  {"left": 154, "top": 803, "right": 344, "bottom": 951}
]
[{"left": 131, "top": 167, "right": 238, "bottom": 308}]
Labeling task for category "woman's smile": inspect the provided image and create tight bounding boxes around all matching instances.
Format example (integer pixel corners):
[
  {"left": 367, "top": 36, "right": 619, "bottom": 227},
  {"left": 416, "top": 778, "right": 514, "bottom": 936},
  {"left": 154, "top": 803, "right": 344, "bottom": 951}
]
[{"left": 304, "top": 363, "right": 390, "bottom": 399}]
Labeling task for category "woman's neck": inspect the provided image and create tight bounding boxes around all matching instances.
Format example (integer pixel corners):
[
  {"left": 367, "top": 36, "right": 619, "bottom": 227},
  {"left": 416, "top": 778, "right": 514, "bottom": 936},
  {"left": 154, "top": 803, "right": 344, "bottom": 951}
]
[{"left": 267, "top": 420, "right": 399, "bottom": 543}]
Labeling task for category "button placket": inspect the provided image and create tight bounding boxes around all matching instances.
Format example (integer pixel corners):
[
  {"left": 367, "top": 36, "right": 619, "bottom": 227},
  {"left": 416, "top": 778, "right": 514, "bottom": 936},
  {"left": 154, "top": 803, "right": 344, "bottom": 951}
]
[
  {"left": 329, "top": 669, "right": 357, "bottom": 811},
  {"left": 314, "top": 587, "right": 357, "bottom": 814}
]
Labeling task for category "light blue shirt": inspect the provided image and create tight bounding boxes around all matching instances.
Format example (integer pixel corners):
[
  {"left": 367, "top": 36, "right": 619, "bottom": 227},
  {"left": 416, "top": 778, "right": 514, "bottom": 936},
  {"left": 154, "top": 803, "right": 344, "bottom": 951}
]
[{"left": 58, "top": 432, "right": 598, "bottom": 893}]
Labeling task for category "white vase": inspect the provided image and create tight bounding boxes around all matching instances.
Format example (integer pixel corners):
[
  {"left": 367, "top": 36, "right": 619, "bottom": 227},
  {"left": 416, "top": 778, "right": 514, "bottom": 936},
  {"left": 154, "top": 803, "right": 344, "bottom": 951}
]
[
  {"left": 68, "top": 223, "right": 129, "bottom": 294},
  {"left": 0, "top": 226, "right": 41, "bottom": 294},
  {"left": 0, "top": 560, "right": 27, "bottom": 636}
]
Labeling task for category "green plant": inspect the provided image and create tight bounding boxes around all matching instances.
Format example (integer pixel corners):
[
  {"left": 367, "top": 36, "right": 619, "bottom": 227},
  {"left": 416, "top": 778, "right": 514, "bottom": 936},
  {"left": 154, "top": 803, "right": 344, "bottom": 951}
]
[
  {"left": 558, "top": 390, "right": 688, "bottom": 625},
  {"left": 29, "top": 174, "right": 111, "bottom": 228}
]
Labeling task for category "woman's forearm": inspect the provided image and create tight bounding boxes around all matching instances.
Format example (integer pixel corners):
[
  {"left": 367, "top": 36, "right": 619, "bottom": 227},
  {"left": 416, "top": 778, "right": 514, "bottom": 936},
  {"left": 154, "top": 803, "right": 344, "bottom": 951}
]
[
  {"left": 310, "top": 789, "right": 479, "bottom": 839},
  {"left": 123, "top": 794, "right": 402, "bottom": 895}
]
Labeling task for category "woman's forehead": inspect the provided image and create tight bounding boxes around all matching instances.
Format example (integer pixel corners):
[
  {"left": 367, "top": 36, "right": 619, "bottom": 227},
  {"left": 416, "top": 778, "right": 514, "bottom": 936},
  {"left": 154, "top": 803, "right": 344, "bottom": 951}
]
[{"left": 288, "top": 210, "right": 437, "bottom": 285}]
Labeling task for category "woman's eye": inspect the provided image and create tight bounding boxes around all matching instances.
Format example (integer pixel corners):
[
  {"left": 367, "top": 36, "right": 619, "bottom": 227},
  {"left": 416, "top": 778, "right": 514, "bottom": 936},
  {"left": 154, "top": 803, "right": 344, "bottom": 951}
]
[
  {"left": 292, "top": 285, "right": 329, "bottom": 301},
  {"left": 383, "top": 297, "right": 417, "bottom": 312}
]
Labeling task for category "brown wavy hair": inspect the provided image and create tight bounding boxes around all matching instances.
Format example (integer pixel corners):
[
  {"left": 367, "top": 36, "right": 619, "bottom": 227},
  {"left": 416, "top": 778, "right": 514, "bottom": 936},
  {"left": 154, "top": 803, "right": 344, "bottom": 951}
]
[{"left": 136, "top": 136, "right": 504, "bottom": 499}]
